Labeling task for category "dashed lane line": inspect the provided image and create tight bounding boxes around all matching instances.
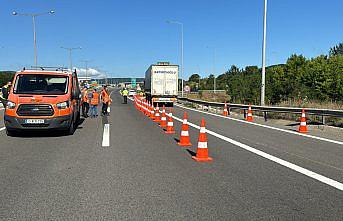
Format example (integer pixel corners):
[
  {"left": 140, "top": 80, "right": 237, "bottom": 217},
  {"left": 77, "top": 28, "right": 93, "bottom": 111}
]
[
  {"left": 175, "top": 103, "right": 343, "bottom": 146},
  {"left": 102, "top": 124, "right": 110, "bottom": 147},
  {"left": 0, "top": 127, "right": 5, "bottom": 132},
  {"left": 171, "top": 115, "right": 343, "bottom": 191}
]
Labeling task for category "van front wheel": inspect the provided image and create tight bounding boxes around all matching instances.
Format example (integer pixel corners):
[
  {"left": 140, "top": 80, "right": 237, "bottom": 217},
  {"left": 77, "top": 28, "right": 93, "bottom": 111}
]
[{"left": 67, "top": 119, "right": 75, "bottom": 135}]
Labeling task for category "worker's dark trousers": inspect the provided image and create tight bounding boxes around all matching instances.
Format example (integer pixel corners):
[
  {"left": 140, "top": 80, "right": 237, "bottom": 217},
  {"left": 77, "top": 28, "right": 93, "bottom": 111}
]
[
  {"left": 102, "top": 102, "right": 108, "bottom": 115},
  {"left": 82, "top": 102, "right": 89, "bottom": 117},
  {"left": 123, "top": 96, "right": 127, "bottom": 104}
]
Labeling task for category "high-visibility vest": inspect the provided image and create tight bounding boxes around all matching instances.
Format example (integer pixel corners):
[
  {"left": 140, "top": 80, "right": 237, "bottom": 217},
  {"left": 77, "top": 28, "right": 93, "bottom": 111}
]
[
  {"left": 101, "top": 90, "right": 110, "bottom": 103},
  {"left": 82, "top": 89, "right": 88, "bottom": 103},
  {"left": 122, "top": 90, "right": 128, "bottom": 96},
  {"left": 91, "top": 92, "right": 99, "bottom": 105}
]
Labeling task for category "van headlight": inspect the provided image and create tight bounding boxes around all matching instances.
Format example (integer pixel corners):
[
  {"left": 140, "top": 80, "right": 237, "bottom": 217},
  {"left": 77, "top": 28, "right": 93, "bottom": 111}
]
[
  {"left": 57, "top": 101, "right": 70, "bottom": 109},
  {"left": 6, "top": 101, "right": 16, "bottom": 109}
]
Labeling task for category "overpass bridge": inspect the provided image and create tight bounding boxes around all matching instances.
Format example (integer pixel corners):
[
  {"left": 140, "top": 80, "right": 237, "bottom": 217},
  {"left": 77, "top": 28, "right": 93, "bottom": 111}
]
[{"left": 94, "top": 77, "right": 144, "bottom": 85}]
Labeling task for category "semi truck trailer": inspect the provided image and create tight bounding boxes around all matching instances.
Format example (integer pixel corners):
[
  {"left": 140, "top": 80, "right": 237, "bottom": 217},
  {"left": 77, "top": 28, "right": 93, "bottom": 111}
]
[{"left": 145, "top": 62, "right": 178, "bottom": 106}]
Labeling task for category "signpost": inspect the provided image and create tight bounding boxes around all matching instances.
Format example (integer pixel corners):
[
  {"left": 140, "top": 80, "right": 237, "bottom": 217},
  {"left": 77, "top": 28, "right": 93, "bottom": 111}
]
[
  {"left": 184, "top": 85, "right": 190, "bottom": 93},
  {"left": 131, "top": 78, "right": 136, "bottom": 88}
]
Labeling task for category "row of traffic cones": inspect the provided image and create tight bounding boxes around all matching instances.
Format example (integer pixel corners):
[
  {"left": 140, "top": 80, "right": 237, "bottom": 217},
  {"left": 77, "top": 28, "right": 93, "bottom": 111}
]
[
  {"left": 134, "top": 95, "right": 309, "bottom": 163},
  {"left": 134, "top": 96, "right": 213, "bottom": 162},
  {"left": 222, "top": 102, "right": 308, "bottom": 133}
]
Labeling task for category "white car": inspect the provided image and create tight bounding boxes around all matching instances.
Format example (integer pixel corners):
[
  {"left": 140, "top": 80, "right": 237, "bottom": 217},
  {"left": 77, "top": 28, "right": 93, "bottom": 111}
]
[{"left": 128, "top": 90, "right": 136, "bottom": 96}]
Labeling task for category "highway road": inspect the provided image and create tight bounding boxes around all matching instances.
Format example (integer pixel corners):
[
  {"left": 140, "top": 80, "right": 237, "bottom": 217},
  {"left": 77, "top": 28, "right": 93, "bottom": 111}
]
[{"left": 0, "top": 91, "right": 342, "bottom": 220}]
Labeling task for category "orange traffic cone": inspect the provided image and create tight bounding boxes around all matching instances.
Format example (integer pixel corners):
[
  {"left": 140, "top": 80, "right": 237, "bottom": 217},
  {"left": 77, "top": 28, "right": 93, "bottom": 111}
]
[
  {"left": 178, "top": 112, "right": 192, "bottom": 146},
  {"left": 192, "top": 118, "right": 213, "bottom": 162},
  {"left": 149, "top": 102, "right": 155, "bottom": 119},
  {"left": 223, "top": 102, "right": 229, "bottom": 116},
  {"left": 160, "top": 105, "right": 167, "bottom": 128},
  {"left": 137, "top": 98, "right": 140, "bottom": 110},
  {"left": 246, "top": 104, "right": 253, "bottom": 122},
  {"left": 140, "top": 99, "right": 144, "bottom": 113},
  {"left": 153, "top": 103, "right": 161, "bottom": 122},
  {"left": 165, "top": 108, "right": 175, "bottom": 134},
  {"left": 134, "top": 96, "right": 138, "bottom": 109},
  {"left": 298, "top": 109, "right": 308, "bottom": 133},
  {"left": 144, "top": 100, "right": 149, "bottom": 116}
]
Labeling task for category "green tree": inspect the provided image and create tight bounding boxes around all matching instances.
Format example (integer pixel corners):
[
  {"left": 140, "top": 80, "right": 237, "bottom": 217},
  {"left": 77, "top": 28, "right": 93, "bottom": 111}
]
[
  {"left": 330, "top": 43, "right": 343, "bottom": 56},
  {"left": 0, "top": 71, "right": 15, "bottom": 87},
  {"left": 188, "top": 73, "right": 200, "bottom": 83}
]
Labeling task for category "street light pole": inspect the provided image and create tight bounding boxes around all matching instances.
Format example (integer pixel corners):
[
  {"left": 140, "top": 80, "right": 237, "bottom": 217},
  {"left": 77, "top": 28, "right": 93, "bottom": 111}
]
[
  {"left": 261, "top": 0, "right": 268, "bottom": 106},
  {"left": 167, "top": 20, "right": 184, "bottom": 97},
  {"left": 80, "top": 60, "right": 92, "bottom": 79},
  {"left": 61, "top": 47, "right": 82, "bottom": 72},
  {"left": 12, "top": 10, "right": 55, "bottom": 67},
  {"left": 206, "top": 46, "right": 217, "bottom": 93},
  {"left": 213, "top": 48, "right": 216, "bottom": 93},
  {"left": 32, "top": 16, "right": 37, "bottom": 66}
]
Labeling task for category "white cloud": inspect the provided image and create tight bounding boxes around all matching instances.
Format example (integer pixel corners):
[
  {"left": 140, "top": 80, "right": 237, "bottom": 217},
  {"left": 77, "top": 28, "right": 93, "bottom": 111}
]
[{"left": 75, "top": 67, "right": 106, "bottom": 79}]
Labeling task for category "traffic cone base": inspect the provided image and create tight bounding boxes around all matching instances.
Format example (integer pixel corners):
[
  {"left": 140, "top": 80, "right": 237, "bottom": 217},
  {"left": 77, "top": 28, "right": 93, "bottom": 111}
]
[
  {"left": 178, "top": 142, "right": 192, "bottom": 146},
  {"left": 165, "top": 130, "right": 175, "bottom": 134}
]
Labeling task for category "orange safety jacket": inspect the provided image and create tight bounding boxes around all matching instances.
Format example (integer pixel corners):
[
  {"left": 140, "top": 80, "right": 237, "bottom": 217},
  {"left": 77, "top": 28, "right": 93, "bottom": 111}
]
[
  {"left": 91, "top": 92, "right": 99, "bottom": 105},
  {"left": 101, "top": 89, "right": 110, "bottom": 103},
  {"left": 82, "top": 89, "right": 88, "bottom": 103}
]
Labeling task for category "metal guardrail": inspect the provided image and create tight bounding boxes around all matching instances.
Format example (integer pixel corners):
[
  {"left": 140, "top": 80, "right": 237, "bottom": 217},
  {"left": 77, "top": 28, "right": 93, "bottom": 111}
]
[{"left": 177, "top": 97, "right": 343, "bottom": 124}]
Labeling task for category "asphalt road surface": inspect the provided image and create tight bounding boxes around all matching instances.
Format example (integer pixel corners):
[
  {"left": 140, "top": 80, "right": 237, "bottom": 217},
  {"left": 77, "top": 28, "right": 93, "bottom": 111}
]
[{"left": 0, "top": 91, "right": 342, "bottom": 220}]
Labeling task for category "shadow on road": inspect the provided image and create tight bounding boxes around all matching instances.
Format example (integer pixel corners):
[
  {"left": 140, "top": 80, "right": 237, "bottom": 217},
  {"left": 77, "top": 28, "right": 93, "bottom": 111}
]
[
  {"left": 174, "top": 137, "right": 180, "bottom": 143},
  {"left": 286, "top": 121, "right": 323, "bottom": 127},
  {"left": 186, "top": 149, "right": 196, "bottom": 157}
]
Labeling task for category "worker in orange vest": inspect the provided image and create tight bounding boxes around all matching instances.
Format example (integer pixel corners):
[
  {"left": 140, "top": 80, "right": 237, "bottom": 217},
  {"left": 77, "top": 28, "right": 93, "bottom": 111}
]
[
  {"left": 101, "top": 86, "right": 112, "bottom": 116},
  {"left": 89, "top": 88, "right": 99, "bottom": 118},
  {"left": 81, "top": 86, "right": 90, "bottom": 118}
]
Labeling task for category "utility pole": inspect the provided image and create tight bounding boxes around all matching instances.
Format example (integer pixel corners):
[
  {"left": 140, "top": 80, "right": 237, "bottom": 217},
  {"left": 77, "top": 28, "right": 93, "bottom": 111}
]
[
  {"left": 61, "top": 46, "right": 82, "bottom": 71},
  {"left": 167, "top": 20, "right": 184, "bottom": 97},
  {"left": 80, "top": 60, "right": 92, "bottom": 79},
  {"left": 261, "top": 0, "right": 268, "bottom": 106}
]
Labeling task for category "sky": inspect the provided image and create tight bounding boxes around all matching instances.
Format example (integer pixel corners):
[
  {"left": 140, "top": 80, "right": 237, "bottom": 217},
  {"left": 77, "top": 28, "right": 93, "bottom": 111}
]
[{"left": 0, "top": 0, "right": 342, "bottom": 79}]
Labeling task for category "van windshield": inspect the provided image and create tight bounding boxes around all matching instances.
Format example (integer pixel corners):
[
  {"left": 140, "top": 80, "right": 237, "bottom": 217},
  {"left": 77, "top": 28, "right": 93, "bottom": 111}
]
[{"left": 14, "top": 74, "right": 69, "bottom": 95}]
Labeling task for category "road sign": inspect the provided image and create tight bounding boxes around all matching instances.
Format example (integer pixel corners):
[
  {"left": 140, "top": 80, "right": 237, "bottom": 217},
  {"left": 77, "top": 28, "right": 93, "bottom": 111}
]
[
  {"left": 131, "top": 78, "right": 136, "bottom": 87},
  {"left": 184, "top": 85, "right": 191, "bottom": 92}
]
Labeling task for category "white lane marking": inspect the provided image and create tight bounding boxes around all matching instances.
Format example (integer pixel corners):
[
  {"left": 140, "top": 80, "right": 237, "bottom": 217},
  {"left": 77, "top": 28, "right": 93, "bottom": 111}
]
[
  {"left": 0, "top": 127, "right": 5, "bottom": 132},
  {"left": 172, "top": 115, "right": 343, "bottom": 191},
  {"left": 102, "top": 124, "right": 110, "bottom": 147},
  {"left": 176, "top": 104, "right": 343, "bottom": 146}
]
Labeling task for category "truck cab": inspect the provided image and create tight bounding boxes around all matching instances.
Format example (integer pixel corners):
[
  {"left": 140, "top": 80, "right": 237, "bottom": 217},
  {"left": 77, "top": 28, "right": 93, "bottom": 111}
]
[{"left": 4, "top": 68, "right": 81, "bottom": 136}]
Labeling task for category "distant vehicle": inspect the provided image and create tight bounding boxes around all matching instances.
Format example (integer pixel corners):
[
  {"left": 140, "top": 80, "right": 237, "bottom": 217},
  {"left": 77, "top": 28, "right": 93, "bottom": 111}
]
[
  {"left": 4, "top": 67, "right": 81, "bottom": 136},
  {"left": 128, "top": 89, "right": 136, "bottom": 96},
  {"left": 145, "top": 62, "right": 178, "bottom": 106}
]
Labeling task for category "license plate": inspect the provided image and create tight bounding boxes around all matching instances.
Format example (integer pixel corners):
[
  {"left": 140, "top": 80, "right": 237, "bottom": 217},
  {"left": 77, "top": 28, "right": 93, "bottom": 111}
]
[{"left": 25, "top": 119, "right": 45, "bottom": 124}]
